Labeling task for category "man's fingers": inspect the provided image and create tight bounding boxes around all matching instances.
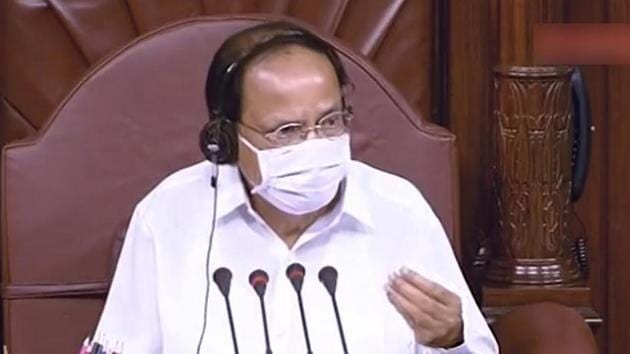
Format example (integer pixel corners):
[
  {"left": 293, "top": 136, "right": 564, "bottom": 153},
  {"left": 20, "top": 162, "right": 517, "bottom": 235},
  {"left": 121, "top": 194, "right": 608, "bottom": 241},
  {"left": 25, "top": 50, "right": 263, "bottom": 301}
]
[
  {"left": 399, "top": 268, "right": 461, "bottom": 307},
  {"left": 388, "top": 273, "right": 447, "bottom": 320},
  {"left": 386, "top": 269, "right": 465, "bottom": 348},
  {"left": 387, "top": 289, "right": 416, "bottom": 327},
  {"left": 386, "top": 284, "right": 438, "bottom": 330}
]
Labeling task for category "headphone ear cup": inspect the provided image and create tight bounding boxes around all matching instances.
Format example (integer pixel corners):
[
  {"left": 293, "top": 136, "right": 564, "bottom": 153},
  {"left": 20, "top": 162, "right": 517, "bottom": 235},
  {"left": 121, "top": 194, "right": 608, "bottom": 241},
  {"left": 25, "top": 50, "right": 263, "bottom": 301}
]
[
  {"left": 199, "top": 119, "right": 237, "bottom": 163},
  {"left": 199, "top": 122, "right": 217, "bottom": 162}
]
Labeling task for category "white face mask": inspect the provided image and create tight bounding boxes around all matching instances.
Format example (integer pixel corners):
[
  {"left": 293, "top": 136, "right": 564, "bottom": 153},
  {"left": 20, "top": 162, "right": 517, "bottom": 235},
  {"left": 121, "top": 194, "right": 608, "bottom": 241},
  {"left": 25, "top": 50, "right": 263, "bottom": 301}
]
[{"left": 239, "top": 134, "right": 351, "bottom": 215}]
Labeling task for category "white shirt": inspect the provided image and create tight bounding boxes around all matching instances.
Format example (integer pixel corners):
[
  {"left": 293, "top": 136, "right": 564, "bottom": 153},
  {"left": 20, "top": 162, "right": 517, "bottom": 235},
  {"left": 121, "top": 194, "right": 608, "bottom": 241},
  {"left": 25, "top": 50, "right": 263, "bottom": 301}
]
[{"left": 95, "top": 160, "right": 498, "bottom": 354}]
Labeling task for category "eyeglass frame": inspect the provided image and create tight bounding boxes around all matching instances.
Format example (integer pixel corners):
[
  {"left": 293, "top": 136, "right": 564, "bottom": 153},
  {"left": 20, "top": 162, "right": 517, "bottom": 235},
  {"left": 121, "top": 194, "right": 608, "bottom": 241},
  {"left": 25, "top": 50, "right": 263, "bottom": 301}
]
[{"left": 237, "top": 106, "right": 353, "bottom": 146}]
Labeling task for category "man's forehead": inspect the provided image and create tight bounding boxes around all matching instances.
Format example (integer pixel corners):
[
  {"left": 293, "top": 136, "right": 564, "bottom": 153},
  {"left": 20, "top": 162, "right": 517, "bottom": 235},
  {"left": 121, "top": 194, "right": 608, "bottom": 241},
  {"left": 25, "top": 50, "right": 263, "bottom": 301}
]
[
  {"left": 243, "top": 46, "right": 337, "bottom": 88},
  {"left": 248, "top": 44, "right": 332, "bottom": 71}
]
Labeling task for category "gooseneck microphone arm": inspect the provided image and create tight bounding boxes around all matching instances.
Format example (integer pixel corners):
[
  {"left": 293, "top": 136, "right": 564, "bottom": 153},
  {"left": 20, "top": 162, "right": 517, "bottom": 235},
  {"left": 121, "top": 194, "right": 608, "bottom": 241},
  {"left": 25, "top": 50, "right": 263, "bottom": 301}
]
[
  {"left": 213, "top": 267, "right": 239, "bottom": 354},
  {"left": 319, "top": 266, "right": 348, "bottom": 354},
  {"left": 296, "top": 288, "right": 312, "bottom": 354},
  {"left": 249, "top": 269, "right": 273, "bottom": 354},
  {"left": 286, "top": 263, "right": 313, "bottom": 354}
]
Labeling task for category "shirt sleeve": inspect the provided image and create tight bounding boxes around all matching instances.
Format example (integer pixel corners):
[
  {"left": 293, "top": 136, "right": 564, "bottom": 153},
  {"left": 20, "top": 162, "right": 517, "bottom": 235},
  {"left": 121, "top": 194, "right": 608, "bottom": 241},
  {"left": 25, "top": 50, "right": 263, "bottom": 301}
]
[
  {"left": 411, "top": 195, "right": 499, "bottom": 354},
  {"left": 94, "top": 203, "right": 163, "bottom": 353}
]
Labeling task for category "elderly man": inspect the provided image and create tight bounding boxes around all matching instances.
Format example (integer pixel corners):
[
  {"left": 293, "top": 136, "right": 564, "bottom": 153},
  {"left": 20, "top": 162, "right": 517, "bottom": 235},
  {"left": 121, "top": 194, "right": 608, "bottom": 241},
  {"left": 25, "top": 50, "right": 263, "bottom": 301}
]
[{"left": 94, "top": 21, "right": 498, "bottom": 354}]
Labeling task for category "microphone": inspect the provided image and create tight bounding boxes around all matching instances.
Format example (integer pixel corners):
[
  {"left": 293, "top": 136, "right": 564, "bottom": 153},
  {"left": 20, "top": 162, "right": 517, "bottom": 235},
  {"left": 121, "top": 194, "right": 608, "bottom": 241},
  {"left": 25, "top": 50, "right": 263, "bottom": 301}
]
[
  {"left": 213, "top": 267, "right": 239, "bottom": 354},
  {"left": 249, "top": 270, "right": 273, "bottom": 354},
  {"left": 286, "top": 263, "right": 313, "bottom": 354},
  {"left": 319, "top": 266, "right": 348, "bottom": 354}
]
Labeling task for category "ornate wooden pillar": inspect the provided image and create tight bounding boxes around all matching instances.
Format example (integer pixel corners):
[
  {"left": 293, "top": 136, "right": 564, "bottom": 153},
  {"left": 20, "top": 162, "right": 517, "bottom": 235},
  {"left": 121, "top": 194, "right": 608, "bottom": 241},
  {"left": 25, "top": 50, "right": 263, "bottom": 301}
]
[{"left": 486, "top": 66, "right": 582, "bottom": 286}]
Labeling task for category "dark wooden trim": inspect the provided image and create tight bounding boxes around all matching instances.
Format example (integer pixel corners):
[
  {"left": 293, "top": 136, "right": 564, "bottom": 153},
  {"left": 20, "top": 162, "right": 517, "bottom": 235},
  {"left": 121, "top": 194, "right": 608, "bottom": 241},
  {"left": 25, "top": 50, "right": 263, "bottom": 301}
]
[
  {"left": 432, "top": 0, "right": 449, "bottom": 126},
  {"left": 483, "top": 306, "right": 603, "bottom": 327},
  {"left": 483, "top": 286, "right": 591, "bottom": 307}
]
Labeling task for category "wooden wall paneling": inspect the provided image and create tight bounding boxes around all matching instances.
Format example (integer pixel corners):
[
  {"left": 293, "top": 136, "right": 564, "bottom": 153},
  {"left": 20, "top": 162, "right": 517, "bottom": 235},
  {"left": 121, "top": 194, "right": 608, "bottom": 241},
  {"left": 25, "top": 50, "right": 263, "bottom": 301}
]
[
  {"left": 498, "top": 0, "right": 531, "bottom": 65},
  {"left": 446, "top": 0, "right": 493, "bottom": 299},
  {"left": 607, "top": 64, "right": 630, "bottom": 354},
  {"left": 579, "top": 62, "right": 609, "bottom": 354},
  {"left": 497, "top": 0, "right": 566, "bottom": 65},
  {"left": 571, "top": 62, "right": 610, "bottom": 353},
  {"left": 432, "top": 0, "right": 448, "bottom": 126},
  {"left": 565, "top": 2, "right": 610, "bottom": 353},
  {"left": 607, "top": 3, "right": 630, "bottom": 354}
]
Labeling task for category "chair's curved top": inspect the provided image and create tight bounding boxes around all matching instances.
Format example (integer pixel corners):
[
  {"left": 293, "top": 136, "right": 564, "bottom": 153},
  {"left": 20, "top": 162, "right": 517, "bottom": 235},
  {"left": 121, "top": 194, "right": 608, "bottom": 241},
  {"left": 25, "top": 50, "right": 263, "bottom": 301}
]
[{"left": 2, "top": 14, "right": 457, "bottom": 287}]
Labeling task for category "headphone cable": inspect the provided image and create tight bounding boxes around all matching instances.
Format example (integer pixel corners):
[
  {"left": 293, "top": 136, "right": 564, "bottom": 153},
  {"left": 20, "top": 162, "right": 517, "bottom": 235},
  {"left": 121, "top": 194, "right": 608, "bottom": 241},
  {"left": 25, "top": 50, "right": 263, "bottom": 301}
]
[{"left": 195, "top": 153, "right": 220, "bottom": 354}]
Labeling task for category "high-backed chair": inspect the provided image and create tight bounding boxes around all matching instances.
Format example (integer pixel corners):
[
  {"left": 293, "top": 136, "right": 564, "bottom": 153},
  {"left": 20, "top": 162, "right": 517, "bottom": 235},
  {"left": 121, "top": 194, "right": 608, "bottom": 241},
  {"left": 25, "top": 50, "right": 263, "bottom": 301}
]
[
  {"left": 0, "top": 0, "right": 436, "bottom": 148},
  {"left": 1, "top": 16, "right": 459, "bottom": 353}
]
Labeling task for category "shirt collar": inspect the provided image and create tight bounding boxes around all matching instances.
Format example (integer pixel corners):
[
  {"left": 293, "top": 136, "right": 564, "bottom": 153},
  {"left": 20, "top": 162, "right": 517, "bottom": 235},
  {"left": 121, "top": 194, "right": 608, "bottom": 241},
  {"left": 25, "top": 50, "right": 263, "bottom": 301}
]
[
  {"left": 209, "top": 162, "right": 374, "bottom": 231},
  {"left": 337, "top": 171, "right": 375, "bottom": 231},
  {"left": 212, "top": 163, "right": 250, "bottom": 220}
]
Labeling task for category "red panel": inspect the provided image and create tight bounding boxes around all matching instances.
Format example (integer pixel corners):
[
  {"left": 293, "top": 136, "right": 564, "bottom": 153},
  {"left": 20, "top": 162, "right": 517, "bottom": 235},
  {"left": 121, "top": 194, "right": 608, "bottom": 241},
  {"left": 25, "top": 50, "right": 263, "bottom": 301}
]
[
  {"left": 125, "top": 0, "right": 204, "bottom": 33},
  {"left": 0, "top": 99, "right": 36, "bottom": 147},
  {"left": 334, "top": 0, "right": 407, "bottom": 57},
  {"left": 288, "top": 0, "right": 349, "bottom": 34},
  {"left": 201, "top": 0, "right": 259, "bottom": 13},
  {"left": 47, "top": 0, "right": 138, "bottom": 64},
  {"left": 5, "top": 298, "right": 104, "bottom": 354},
  {"left": 534, "top": 24, "right": 630, "bottom": 65},
  {"left": 372, "top": 0, "right": 434, "bottom": 119},
  {"left": 0, "top": 0, "right": 88, "bottom": 130}
]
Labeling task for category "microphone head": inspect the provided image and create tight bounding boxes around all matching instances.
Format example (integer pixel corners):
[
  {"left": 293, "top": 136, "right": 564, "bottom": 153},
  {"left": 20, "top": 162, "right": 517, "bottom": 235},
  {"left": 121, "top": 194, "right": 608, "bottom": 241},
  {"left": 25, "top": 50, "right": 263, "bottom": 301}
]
[
  {"left": 249, "top": 269, "right": 269, "bottom": 297},
  {"left": 212, "top": 267, "right": 232, "bottom": 297},
  {"left": 318, "top": 266, "right": 338, "bottom": 296},
  {"left": 286, "top": 263, "right": 306, "bottom": 293},
  {"left": 206, "top": 143, "right": 220, "bottom": 153}
]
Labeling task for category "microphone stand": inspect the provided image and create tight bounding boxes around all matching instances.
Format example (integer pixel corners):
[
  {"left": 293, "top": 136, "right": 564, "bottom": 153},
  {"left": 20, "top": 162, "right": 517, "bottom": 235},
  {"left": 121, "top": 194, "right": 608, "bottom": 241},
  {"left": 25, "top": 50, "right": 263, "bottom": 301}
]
[
  {"left": 249, "top": 269, "right": 273, "bottom": 354},
  {"left": 213, "top": 267, "right": 239, "bottom": 354},
  {"left": 319, "top": 266, "right": 348, "bottom": 354},
  {"left": 286, "top": 263, "right": 313, "bottom": 354}
]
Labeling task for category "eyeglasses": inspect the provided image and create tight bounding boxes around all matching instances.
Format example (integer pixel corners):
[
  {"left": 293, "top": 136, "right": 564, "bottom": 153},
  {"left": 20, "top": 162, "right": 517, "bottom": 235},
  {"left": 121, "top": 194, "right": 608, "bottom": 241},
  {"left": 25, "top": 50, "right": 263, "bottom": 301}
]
[{"left": 239, "top": 108, "right": 353, "bottom": 146}]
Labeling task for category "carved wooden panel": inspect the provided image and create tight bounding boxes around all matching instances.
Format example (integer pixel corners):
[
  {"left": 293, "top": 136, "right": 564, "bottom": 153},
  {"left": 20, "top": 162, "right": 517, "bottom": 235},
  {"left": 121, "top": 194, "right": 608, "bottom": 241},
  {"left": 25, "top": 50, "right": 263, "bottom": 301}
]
[{"left": 486, "top": 66, "right": 582, "bottom": 286}]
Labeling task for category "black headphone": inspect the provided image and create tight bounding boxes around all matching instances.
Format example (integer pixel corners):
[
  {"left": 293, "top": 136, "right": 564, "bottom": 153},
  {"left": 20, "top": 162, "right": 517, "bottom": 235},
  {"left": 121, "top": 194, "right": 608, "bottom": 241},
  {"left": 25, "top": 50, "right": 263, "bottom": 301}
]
[{"left": 198, "top": 61, "right": 239, "bottom": 165}]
